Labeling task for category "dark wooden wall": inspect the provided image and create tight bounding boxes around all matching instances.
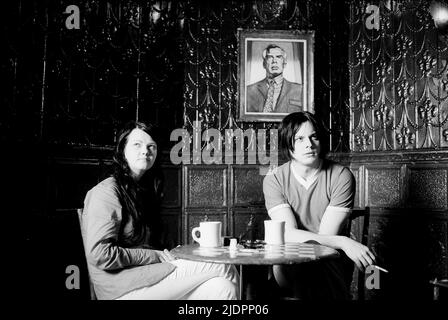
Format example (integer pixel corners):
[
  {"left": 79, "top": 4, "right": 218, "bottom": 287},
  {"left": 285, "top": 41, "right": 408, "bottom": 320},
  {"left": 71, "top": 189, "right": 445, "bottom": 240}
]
[
  {"left": 3, "top": 0, "right": 447, "bottom": 300},
  {"left": 340, "top": 1, "right": 448, "bottom": 299},
  {"left": 333, "top": 151, "right": 448, "bottom": 299},
  {"left": 3, "top": 0, "right": 185, "bottom": 299}
]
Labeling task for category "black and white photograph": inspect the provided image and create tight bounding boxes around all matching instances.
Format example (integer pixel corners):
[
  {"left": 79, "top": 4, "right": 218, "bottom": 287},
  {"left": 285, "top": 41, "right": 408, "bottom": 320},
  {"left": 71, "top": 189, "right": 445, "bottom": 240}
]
[
  {"left": 238, "top": 29, "right": 314, "bottom": 122},
  {"left": 3, "top": 0, "right": 447, "bottom": 312}
]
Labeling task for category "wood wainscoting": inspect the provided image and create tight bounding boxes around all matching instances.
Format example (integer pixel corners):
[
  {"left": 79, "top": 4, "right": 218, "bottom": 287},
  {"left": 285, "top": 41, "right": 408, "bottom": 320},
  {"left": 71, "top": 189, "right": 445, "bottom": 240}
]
[
  {"left": 181, "top": 150, "right": 447, "bottom": 299},
  {"left": 330, "top": 150, "right": 448, "bottom": 300}
]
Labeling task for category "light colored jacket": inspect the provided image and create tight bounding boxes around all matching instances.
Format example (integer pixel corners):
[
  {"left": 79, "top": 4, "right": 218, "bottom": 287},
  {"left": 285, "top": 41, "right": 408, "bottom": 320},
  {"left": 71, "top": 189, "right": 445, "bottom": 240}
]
[{"left": 82, "top": 177, "right": 176, "bottom": 299}]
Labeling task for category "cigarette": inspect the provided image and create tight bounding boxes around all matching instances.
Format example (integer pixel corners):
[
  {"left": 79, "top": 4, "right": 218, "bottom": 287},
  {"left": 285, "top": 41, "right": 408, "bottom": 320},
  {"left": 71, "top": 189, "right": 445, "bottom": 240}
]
[{"left": 373, "top": 265, "right": 388, "bottom": 273}]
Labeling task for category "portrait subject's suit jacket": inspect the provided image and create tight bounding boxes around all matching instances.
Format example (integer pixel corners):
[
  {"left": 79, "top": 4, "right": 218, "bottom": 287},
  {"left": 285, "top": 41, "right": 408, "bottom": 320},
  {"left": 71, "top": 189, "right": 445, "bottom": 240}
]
[{"left": 246, "top": 78, "right": 303, "bottom": 113}]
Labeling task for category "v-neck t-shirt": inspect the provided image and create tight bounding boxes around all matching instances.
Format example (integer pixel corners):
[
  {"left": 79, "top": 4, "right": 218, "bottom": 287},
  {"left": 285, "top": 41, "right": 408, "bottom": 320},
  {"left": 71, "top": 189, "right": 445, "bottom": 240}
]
[{"left": 263, "top": 159, "right": 355, "bottom": 233}]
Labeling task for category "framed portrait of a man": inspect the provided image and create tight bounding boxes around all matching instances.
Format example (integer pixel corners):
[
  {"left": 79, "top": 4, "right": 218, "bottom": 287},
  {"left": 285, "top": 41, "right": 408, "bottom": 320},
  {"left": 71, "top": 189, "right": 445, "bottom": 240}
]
[{"left": 237, "top": 29, "right": 314, "bottom": 122}]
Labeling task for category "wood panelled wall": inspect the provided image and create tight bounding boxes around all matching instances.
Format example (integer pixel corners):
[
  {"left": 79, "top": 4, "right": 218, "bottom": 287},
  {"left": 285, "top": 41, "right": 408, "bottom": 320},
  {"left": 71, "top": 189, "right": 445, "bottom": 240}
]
[
  {"left": 332, "top": 150, "right": 448, "bottom": 299},
  {"left": 4, "top": 0, "right": 447, "bottom": 300},
  {"left": 348, "top": 1, "right": 448, "bottom": 152},
  {"left": 341, "top": 1, "right": 448, "bottom": 299},
  {"left": 183, "top": 164, "right": 268, "bottom": 245}
]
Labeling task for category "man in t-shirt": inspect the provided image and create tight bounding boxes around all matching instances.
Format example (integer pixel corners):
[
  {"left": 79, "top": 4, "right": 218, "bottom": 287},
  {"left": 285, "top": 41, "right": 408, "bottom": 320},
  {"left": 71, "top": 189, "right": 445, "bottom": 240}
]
[{"left": 263, "top": 111, "right": 376, "bottom": 299}]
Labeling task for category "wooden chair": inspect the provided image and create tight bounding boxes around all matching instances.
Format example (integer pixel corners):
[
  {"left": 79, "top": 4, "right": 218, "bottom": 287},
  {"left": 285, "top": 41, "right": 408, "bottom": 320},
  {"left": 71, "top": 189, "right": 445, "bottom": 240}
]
[
  {"left": 430, "top": 278, "right": 448, "bottom": 300},
  {"left": 77, "top": 208, "right": 97, "bottom": 300},
  {"left": 349, "top": 207, "right": 371, "bottom": 300}
]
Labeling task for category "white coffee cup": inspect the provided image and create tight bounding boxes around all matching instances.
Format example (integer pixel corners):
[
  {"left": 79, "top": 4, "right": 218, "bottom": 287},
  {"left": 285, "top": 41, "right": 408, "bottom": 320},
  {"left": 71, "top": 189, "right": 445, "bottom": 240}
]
[
  {"left": 264, "top": 220, "right": 285, "bottom": 245},
  {"left": 191, "top": 221, "right": 222, "bottom": 247}
]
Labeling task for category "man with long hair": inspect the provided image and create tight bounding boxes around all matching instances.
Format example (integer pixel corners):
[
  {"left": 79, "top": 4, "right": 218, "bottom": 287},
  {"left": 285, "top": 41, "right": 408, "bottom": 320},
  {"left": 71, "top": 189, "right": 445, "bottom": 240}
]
[{"left": 263, "top": 112, "right": 375, "bottom": 299}]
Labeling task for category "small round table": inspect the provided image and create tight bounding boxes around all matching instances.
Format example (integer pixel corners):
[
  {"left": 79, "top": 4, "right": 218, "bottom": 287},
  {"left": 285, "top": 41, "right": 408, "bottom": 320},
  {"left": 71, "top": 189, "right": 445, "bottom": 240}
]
[{"left": 170, "top": 242, "right": 339, "bottom": 299}]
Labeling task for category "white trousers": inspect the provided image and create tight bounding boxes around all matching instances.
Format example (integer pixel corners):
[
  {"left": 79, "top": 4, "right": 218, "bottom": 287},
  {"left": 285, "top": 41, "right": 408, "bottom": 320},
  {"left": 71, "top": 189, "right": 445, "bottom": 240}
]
[{"left": 117, "top": 259, "right": 240, "bottom": 300}]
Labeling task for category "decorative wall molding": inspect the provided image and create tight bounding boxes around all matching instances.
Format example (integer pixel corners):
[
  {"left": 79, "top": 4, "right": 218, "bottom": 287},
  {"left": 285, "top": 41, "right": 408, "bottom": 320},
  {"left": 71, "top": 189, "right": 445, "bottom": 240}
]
[
  {"left": 349, "top": 0, "right": 448, "bottom": 152},
  {"left": 2, "top": 0, "right": 185, "bottom": 147},
  {"left": 183, "top": 0, "right": 351, "bottom": 152},
  {"left": 329, "top": 149, "right": 448, "bottom": 163}
]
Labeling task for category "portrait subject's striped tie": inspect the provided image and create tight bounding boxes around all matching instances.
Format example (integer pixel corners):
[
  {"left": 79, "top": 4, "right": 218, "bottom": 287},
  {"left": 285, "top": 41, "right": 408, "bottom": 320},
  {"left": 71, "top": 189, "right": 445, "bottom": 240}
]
[{"left": 263, "top": 79, "right": 275, "bottom": 113}]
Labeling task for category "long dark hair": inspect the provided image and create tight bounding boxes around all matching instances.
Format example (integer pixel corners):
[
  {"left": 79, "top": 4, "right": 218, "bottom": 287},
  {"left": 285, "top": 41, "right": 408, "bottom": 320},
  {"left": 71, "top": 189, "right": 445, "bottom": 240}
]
[{"left": 112, "top": 121, "right": 163, "bottom": 248}]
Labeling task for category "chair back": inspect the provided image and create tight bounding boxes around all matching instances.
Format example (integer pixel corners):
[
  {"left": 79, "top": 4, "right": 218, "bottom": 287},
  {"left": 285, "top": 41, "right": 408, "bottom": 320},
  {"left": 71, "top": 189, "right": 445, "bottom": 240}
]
[
  {"left": 77, "top": 208, "right": 97, "bottom": 300},
  {"left": 350, "top": 207, "right": 370, "bottom": 245},
  {"left": 349, "top": 207, "right": 370, "bottom": 300},
  {"left": 430, "top": 278, "right": 448, "bottom": 300}
]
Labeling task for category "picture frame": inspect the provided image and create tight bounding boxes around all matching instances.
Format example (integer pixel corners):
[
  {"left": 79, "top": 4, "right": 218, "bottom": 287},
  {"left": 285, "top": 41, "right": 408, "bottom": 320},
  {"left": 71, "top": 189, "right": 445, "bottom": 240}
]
[{"left": 237, "top": 29, "right": 314, "bottom": 122}]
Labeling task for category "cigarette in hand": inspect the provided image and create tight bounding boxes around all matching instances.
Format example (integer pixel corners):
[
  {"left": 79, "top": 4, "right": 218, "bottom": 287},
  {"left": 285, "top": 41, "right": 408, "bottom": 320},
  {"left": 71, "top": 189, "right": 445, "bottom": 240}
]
[{"left": 372, "top": 265, "right": 388, "bottom": 273}]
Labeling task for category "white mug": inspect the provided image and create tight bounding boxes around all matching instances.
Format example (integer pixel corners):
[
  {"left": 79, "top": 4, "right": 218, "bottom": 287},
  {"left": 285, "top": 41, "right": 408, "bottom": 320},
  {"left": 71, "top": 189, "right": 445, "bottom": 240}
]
[
  {"left": 264, "top": 220, "right": 285, "bottom": 245},
  {"left": 191, "top": 221, "right": 222, "bottom": 247}
]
